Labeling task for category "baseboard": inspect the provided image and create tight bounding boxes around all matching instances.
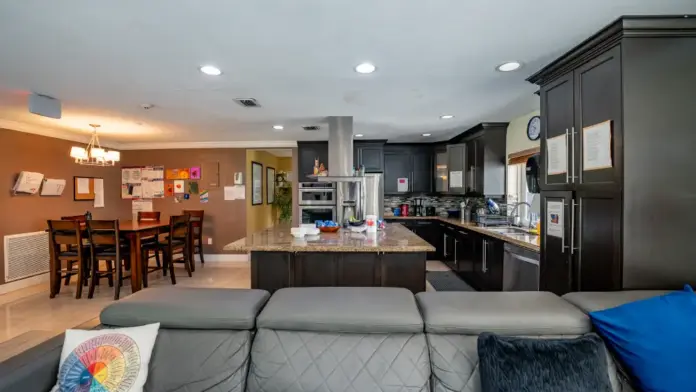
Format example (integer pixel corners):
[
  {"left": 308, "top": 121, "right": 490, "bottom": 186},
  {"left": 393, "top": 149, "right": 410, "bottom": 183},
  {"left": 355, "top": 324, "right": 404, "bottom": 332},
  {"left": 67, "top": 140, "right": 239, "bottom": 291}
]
[
  {"left": 0, "top": 273, "right": 50, "bottom": 295},
  {"left": 194, "top": 254, "right": 249, "bottom": 263}
]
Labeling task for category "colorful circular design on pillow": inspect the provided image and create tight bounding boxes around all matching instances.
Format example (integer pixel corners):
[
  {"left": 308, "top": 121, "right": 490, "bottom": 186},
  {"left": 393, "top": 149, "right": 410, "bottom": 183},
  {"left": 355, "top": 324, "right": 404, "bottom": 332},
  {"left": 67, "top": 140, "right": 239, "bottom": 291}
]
[{"left": 57, "top": 333, "right": 141, "bottom": 392}]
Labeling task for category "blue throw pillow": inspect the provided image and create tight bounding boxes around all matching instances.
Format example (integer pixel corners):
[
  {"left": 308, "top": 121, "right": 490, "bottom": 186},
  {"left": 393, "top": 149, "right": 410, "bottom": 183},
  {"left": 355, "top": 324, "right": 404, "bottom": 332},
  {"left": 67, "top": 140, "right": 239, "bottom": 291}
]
[{"left": 589, "top": 285, "right": 696, "bottom": 392}]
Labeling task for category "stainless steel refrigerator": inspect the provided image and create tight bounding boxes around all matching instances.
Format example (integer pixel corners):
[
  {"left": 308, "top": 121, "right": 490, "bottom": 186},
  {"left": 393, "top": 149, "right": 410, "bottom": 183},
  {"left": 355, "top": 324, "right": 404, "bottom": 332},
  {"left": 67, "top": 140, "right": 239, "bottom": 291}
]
[{"left": 363, "top": 173, "right": 384, "bottom": 219}]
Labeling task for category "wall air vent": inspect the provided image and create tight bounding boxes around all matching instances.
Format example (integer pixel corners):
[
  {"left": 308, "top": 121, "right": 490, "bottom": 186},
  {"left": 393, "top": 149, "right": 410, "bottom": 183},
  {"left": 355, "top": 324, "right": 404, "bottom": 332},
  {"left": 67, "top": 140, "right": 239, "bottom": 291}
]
[
  {"left": 233, "top": 98, "right": 261, "bottom": 108},
  {"left": 302, "top": 125, "right": 321, "bottom": 131}
]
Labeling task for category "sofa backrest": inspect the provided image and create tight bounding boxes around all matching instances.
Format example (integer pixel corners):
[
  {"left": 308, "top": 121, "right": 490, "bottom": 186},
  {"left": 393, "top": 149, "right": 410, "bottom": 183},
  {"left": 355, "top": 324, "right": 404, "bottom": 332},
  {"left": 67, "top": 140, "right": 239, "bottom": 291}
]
[
  {"left": 100, "top": 287, "right": 269, "bottom": 392},
  {"left": 247, "top": 287, "right": 431, "bottom": 392},
  {"left": 416, "top": 291, "right": 622, "bottom": 392}
]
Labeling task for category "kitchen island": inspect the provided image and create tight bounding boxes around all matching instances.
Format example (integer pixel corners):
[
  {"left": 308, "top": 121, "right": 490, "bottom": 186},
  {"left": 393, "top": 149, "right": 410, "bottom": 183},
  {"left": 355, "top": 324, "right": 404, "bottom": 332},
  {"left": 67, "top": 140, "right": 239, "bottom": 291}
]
[{"left": 224, "top": 224, "right": 434, "bottom": 293}]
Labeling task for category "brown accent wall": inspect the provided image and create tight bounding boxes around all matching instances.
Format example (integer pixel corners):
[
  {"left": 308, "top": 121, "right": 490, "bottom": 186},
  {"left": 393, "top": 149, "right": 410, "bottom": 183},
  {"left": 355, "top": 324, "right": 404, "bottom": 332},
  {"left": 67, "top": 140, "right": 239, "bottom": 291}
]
[
  {"left": 120, "top": 148, "right": 247, "bottom": 254},
  {"left": 0, "top": 129, "right": 123, "bottom": 284}
]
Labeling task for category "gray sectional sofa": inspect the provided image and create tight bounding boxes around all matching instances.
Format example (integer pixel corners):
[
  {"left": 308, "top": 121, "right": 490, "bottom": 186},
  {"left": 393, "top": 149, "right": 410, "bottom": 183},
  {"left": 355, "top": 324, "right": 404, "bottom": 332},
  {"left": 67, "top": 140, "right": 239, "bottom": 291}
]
[{"left": 0, "top": 286, "right": 661, "bottom": 392}]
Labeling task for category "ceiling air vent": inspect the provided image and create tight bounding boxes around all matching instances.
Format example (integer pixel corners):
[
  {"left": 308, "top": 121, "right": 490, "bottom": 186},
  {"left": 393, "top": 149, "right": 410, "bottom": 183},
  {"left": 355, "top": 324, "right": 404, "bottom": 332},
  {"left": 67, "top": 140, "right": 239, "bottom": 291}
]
[
  {"left": 302, "top": 125, "right": 321, "bottom": 131},
  {"left": 233, "top": 98, "right": 261, "bottom": 108}
]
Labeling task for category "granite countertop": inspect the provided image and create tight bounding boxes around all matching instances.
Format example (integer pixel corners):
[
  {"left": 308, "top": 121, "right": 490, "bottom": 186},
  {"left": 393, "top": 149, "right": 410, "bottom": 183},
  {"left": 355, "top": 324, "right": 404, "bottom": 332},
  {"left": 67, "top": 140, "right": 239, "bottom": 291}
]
[
  {"left": 224, "top": 223, "right": 436, "bottom": 253},
  {"left": 386, "top": 216, "right": 540, "bottom": 252}
]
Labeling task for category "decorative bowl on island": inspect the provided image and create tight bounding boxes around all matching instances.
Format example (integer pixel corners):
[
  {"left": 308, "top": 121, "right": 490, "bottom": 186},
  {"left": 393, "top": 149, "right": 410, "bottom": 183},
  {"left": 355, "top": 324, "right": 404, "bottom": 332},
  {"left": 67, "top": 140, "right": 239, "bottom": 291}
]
[{"left": 319, "top": 226, "right": 340, "bottom": 233}]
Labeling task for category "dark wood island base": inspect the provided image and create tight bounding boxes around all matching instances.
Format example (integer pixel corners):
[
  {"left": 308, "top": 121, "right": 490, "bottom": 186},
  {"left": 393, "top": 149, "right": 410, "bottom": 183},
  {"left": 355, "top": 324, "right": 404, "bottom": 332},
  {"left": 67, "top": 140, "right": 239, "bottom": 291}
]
[{"left": 251, "top": 251, "right": 427, "bottom": 294}]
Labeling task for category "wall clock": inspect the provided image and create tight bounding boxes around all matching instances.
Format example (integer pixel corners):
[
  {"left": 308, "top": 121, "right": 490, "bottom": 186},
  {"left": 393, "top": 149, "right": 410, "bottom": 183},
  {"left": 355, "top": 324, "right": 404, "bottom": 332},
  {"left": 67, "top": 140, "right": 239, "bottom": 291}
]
[{"left": 527, "top": 115, "right": 541, "bottom": 141}]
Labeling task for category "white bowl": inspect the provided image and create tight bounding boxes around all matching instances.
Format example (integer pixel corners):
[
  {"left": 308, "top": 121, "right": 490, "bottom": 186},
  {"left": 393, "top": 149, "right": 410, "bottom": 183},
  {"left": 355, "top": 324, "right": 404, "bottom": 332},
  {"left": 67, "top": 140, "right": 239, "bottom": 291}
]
[
  {"left": 305, "top": 227, "right": 320, "bottom": 236},
  {"left": 300, "top": 224, "right": 317, "bottom": 230},
  {"left": 290, "top": 227, "right": 306, "bottom": 238}
]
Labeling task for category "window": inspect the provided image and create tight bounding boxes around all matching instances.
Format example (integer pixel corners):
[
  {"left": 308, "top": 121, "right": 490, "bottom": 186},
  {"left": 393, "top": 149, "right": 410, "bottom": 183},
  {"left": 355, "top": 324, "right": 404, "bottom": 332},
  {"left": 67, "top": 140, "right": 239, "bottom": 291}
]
[{"left": 507, "top": 164, "right": 536, "bottom": 225}]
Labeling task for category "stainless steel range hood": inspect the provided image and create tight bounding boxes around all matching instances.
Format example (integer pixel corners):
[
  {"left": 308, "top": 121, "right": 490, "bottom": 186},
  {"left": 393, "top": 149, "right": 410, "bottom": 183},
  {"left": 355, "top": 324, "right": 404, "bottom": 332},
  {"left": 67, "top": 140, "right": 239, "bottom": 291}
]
[{"left": 316, "top": 116, "right": 354, "bottom": 181}]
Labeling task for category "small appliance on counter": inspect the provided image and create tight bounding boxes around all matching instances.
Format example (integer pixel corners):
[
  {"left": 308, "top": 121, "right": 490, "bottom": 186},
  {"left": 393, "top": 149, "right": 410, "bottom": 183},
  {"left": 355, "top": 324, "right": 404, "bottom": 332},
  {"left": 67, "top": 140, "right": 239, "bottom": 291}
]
[
  {"left": 392, "top": 207, "right": 401, "bottom": 216},
  {"left": 400, "top": 203, "right": 409, "bottom": 217},
  {"left": 412, "top": 198, "right": 424, "bottom": 217},
  {"left": 425, "top": 206, "right": 436, "bottom": 216}
]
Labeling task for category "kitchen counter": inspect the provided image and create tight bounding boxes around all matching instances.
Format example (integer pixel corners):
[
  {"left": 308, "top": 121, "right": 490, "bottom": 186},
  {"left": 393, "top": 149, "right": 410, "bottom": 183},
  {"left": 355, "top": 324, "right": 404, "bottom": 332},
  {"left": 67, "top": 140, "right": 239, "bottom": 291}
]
[
  {"left": 223, "top": 223, "right": 435, "bottom": 253},
  {"left": 385, "top": 216, "right": 540, "bottom": 252}
]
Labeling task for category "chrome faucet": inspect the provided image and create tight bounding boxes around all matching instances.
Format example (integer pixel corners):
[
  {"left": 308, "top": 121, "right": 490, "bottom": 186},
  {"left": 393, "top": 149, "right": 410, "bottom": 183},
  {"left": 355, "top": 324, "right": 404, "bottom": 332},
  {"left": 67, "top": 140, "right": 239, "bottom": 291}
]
[{"left": 508, "top": 202, "right": 532, "bottom": 227}]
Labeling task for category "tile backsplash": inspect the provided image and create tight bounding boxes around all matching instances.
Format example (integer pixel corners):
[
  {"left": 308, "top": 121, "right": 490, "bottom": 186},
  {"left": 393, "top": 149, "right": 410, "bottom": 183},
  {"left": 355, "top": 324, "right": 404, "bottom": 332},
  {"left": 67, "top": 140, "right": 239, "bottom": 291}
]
[{"left": 384, "top": 195, "right": 506, "bottom": 216}]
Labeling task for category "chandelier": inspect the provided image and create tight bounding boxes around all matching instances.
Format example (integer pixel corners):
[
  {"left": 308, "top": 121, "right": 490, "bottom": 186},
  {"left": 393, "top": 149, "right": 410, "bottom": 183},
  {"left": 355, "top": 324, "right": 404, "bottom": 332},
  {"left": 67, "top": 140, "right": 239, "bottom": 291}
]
[{"left": 69, "top": 124, "right": 120, "bottom": 166}]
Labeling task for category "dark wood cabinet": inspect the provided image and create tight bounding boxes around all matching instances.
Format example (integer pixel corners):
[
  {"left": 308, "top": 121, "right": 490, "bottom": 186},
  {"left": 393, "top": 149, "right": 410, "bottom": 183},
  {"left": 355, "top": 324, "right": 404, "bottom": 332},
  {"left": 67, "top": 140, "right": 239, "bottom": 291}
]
[
  {"left": 297, "top": 141, "right": 328, "bottom": 182},
  {"left": 384, "top": 152, "right": 412, "bottom": 193},
  {"left": 412, "top": 150, "right": 432, "bottom": 193},
  {"left": 529, "top": 16, "right": 696, "bottom": 293},
  {"left": 354, "top": 141, "right": 385, "bottom": 172},
  {"left": 483, "top": 238, "right": 504, "bottom": 291},
  {"left": 449, "top": 123, "right": 507, "bottom": 196}
]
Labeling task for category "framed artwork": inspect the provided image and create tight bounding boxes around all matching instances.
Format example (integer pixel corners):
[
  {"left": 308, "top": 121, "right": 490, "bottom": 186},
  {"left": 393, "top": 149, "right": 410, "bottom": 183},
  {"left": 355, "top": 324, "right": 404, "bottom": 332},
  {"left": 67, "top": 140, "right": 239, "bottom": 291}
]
[
  {"left": 252, "top": 161, "right": 263, "bottom": 205},
  {"left": 266, "top": 167, "right": 276, "bottom": 204},
  {"left": 190, "top": 166, "right": 201, "bottom": 179},
  {"left": 165, "top": 168, "right": 190, "bottom": 180}
]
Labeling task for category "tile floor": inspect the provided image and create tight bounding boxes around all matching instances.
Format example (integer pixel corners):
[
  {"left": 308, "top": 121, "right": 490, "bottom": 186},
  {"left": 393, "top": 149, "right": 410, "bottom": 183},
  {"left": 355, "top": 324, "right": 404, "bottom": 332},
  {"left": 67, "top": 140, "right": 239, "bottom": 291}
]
[{"left": 0, "top": 259, "right": 450, "bottom": 361}]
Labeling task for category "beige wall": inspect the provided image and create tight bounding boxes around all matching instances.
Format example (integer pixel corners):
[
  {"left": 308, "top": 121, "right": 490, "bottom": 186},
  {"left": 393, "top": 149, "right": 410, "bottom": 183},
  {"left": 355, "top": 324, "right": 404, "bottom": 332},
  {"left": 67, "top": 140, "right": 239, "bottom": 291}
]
[
  {"left": 246, "top": 150, "right": 281, "bottom": 235},
  {"left": 506, "top": 110, "right": 541, "bottom": 157},
  {"left": 277, "top": 157, "right": 292, "bottom": 172}
]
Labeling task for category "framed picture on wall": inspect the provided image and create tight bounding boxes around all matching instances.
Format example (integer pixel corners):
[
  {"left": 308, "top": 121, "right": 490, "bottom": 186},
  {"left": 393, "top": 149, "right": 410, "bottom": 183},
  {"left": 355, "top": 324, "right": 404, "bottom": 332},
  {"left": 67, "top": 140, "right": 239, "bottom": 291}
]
[
  {"left": 252, "top": 161, "right": 263, "bottom": 205},
  {"left": 266, "top": 167, "right": 276, "bottom": 204}
]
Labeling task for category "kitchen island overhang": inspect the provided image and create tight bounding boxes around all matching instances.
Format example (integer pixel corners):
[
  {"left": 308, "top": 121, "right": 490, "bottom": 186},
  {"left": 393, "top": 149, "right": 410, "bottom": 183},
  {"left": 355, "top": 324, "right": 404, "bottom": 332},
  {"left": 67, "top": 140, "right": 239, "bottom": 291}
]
[{"left": 224, "top": 224, "right": 434, "bottom": 293}]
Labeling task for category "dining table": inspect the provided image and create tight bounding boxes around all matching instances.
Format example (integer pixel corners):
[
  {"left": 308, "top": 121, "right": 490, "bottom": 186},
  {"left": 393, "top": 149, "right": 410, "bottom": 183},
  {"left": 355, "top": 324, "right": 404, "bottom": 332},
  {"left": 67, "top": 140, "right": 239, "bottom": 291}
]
[{"left": 118, "top": 219, "right": 170, "bottom": 293}]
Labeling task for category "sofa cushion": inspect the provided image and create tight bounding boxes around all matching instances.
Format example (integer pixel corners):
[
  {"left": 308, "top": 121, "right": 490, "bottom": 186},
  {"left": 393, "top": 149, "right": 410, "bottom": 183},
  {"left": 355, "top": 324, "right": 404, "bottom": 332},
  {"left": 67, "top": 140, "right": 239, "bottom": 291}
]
[
  {"left": 257, "top": 287, "right": 423, "bottom": 333},
  {"left": 562, "top": 290, "right": 669, "bottom": 313},
  {"left": 100, "top": 287, "right": 270, "bottom": 329},
  {"left": 477, "top": 333, "right": 612, "bottom": 392},
  {"left": 416, "top": 292, "right": 589, "bottom": 335},
  {"left": 590, "top": 286, "right": 696, "bottom": 392},
  {"left": 247, "top": 329, "right": 430, "bottom": 392}
]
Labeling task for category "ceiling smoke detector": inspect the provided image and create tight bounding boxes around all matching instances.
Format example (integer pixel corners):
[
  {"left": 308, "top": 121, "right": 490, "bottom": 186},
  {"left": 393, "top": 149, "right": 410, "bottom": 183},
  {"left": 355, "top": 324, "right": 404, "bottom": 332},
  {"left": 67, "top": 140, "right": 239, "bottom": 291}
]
[
  {"left": 233, "top": 98, "right": 261, "bottom": 108},
  {"left": 302, "top": 125, "right": 321, "bottom": 131},
  {"left": 140, "top": 103, "right": 155, "bottom": 110}
]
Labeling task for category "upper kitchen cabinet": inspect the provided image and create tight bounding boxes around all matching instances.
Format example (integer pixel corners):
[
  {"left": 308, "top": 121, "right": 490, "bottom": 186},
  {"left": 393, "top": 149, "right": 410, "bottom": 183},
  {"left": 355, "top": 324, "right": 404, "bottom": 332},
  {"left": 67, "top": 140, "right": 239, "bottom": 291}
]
[
  {"left": 384, "top": 144, "right": 433, "bottom": 194},
  {"left": 433, "top": 144, "right": 448, "bottom": 192},
  {"left": 353, "top": 140, "right": 385, "bottom": 172},
  {"left": 529, "top": 16, "right": 696, "bottom": 292},
  {"left": 447, "top": 123, "right": 507, "bottom": 196},
  {"left": 297, "top": 141, "right": 328, "bottom": 182}
]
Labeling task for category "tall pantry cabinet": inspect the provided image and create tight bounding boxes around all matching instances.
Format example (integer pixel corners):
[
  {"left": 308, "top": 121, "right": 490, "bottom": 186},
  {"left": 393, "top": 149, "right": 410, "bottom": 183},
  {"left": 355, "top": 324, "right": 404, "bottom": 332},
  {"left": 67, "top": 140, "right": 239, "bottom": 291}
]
[{"left": 528, "top": 16, "right": 696, "bottom": 295}]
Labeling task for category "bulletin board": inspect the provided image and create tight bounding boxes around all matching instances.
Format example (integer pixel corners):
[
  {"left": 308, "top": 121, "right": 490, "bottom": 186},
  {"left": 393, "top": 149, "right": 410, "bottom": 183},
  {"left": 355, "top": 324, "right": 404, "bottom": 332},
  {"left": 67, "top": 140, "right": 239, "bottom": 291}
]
[{"left": 73, "top": 176, "right": 97, "bottom": 201}]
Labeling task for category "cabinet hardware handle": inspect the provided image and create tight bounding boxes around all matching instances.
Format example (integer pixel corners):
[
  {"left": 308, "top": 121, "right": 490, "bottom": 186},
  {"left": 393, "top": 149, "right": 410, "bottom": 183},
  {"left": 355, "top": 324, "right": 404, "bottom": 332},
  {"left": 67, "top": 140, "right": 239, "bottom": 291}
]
[
  {"left": 565, "top": 128, "right": 570, "bottom": 184},
  {"left": 443, "top": 234, "right": 447, "bottom": 257},
  {"left": 454, "top": 239, "right": 458, "bottom": 265},
  {"left": 571, "top": 127, "right": 576, "bottom": 183},
  {"left": 482, "top": 239, "right": 487, "bottom": 273},
  {"left": 577, "top": 199, "right": 583, "bottom": 290},
  {"left": 571, "top": 200, "right": 578, "bottom": 255},
  {"left": 561, "top": 202, "right": 569, "bottom": 253},
  {"left": 458, "top": 231, "right": 467, "bottom": 235}
]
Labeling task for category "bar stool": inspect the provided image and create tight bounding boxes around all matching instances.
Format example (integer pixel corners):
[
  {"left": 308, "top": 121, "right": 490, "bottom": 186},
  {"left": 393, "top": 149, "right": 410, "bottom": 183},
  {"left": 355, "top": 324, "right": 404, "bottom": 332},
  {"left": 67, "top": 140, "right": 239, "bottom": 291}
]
[
  {"left": 183, "top": 210, "right": 205, "bottom": 271},
  {"left": 47, "top": 220, "right": 89, "bottom": 299},
  {"left": 140, "top": 214, "right": 191, "bottom": 287},
  {"left": 86, "top": 220, "right": 130, "bottom": 300}
]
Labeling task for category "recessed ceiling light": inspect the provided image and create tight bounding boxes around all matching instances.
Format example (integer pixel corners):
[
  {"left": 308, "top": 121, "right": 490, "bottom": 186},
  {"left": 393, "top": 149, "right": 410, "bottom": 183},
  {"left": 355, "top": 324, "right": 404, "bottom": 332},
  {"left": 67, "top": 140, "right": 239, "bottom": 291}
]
[
  {"left": 422, "top": 133, "right": 432, "bottom": 137},
  {"left": 440, "top": 115, "right": 454, "bottom": 120},
  {"left": 273, "top": 125, "right": 284, "bottom": 130},
  {"left": 354, "top": 63, "right": 376, "bottom": 74},
  {"left": 199, "top": 65, "right": 222, "bottom": 76},
  {"left": 355, "top": 134, "right": 364, "bottom": 138},
  {"left": 496, "top": 61, "right": 522, "bottom": 72}
]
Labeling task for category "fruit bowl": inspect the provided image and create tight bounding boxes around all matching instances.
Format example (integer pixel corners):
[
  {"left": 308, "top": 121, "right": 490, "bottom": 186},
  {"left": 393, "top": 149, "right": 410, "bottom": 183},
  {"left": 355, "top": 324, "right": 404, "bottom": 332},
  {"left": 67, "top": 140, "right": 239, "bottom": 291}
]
[
  {"left": 319, "top": 226, "right": 340, "bottom": 233},
  {"left": 348, "top": 220, "right": 365, "bottom": 227}
]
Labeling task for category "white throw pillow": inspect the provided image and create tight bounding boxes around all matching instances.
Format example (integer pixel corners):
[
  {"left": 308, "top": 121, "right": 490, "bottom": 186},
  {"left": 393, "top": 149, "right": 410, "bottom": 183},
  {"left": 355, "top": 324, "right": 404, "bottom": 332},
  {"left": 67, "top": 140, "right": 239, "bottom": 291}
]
[{"left": 51, "top": 323, "right": 160, "bottom": 392}]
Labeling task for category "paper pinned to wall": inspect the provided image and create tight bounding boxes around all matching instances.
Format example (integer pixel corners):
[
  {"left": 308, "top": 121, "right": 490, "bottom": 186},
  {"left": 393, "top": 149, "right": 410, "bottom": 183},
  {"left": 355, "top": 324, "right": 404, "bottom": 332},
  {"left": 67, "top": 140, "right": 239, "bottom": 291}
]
[
  {"left": 93, "top": 178, "right": 105, "bottom": 208},
  {"left": 122, "top": 168, "right": 142, "bottom": 184},
  {"left": 546, "top": 200, "right": 564, "bottom": 239},
  {"left": 13, "top": 171, "right": 44, "bottom": 194},
  {"left": 174, "top": 180, "right": 185, "bottom": 194},
  {"left": 224, "top": 185, "right": 245, "bottom": 200},
  {"left": 132, "top": 199, "right": 153, "bottom": 213},
  {"left": 397, "top": 177, "right": 409, "bottom": 192},
  {"left": 40, "top": 179, "right": 66, "bottom": 196},
  {"left": 546, "top": 135, "right": 567, "bottom": 175},
  {"left": 449, "top": 171, "right": 463, "bottom": 188},
  {"left": 76, "top": 178, "right": 91, "bottom": 194},
  {"left": 583, "top": 120, "right": 613, "bottom": 171}
]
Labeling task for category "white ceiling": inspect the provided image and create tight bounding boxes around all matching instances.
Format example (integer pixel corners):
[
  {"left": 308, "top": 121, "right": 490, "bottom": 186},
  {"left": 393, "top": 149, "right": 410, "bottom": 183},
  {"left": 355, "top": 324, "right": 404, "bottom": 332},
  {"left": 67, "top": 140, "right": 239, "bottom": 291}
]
[{"left": 0, "top": 1, "right": 694, "bottom": 149}]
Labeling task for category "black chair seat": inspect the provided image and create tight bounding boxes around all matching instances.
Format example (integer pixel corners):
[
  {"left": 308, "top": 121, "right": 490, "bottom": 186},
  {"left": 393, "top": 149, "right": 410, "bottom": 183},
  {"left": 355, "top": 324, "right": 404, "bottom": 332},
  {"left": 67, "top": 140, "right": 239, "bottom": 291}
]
[{"left": 57, "top": 251, "right": 79, "bottom": 257}]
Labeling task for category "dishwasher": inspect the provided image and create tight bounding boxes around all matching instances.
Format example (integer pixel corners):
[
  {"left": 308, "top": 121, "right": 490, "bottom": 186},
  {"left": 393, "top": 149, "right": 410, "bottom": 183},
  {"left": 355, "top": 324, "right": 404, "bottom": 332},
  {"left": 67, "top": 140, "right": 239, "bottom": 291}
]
[{"left": 503, "top": 243, "right": 540, "bottom": 291}]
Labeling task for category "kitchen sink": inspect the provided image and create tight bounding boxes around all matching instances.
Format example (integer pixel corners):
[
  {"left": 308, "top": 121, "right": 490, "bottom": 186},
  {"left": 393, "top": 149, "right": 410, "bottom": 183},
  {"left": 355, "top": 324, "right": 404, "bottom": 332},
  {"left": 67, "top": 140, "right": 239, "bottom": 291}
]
[{"left": 485, "top": 227, "right": 530, "bottom": 235}]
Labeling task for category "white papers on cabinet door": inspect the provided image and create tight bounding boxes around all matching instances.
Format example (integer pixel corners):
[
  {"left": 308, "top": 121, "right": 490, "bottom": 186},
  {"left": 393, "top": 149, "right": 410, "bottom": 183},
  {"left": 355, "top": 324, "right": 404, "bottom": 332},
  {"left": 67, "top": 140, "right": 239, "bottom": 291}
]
[
  {"left": 449, "top": 171, "right": 463, "bottom": 188},
  {"left": 546, "top": 134, "right": 567, "bottom": 175},
  {"left": 546, "top": 200, "right": 564, "bottom": 239},
  {"left": 397, "top": 177, "right": 409, "bottom": 192},
  {"left": 583, "top": 120, "right": 613, "bottom": 171}
]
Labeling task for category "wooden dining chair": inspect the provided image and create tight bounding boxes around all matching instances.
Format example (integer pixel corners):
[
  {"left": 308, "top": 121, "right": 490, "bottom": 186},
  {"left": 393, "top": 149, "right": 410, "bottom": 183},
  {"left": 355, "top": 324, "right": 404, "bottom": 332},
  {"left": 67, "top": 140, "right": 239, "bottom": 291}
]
[
  {"left": 137, "top": 211, "right": 162, "bottom": 270},
  {"left": 183, "top": 210, "right": 205, "bottom": 270},
  {"left": 47, "top": 220, "right": 89, "bottom": 299},
  {"left": 59, "top": 214, "right": 89, "bottom": 286},
  {"left": 86, "top": 220, "right": 130, "bottom": 300},
  {"left": 140, "top": 214, "right": 191, "bottom": 287}
]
